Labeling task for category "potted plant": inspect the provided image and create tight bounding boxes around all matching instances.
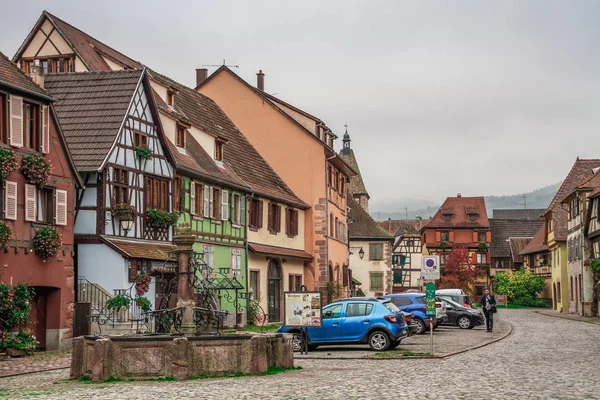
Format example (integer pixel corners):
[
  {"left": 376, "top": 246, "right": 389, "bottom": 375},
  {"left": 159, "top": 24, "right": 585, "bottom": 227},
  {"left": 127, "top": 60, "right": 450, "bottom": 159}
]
[
  {"left": 21, "top": 155, "right": 51, "bottom": 187},
  {"left": 440, "top": 241, "right": 449, "bottom": 250},
  {"left": 478, "top": 241, "right": 487, "bottom": 251},
  {"left": 146, "top": 209, "right": 179, "bottom": 229},
  {"left": 106, "top": 295, "right": 131, "bottom": 312},
  {"left": 0, "top": 222, "right": 11, "bottom": 251},
  {"left": 114, "top": 203, "right": 137, "bottom": 221},
  {"left": 136, "top": 297, "right": 152, "bottom": 313},
  {"left": 135, "top": 273, "right": 152, "bottom": 296},
  {"left": 0, "top": 149, "right": 17, "bottom": 182},
  {"left": 135, "top": 145, "right": 153, "bottom": 161},
  {"left": 32, "top": 227, "right": 62, "bottom": 260},
  {"left": 5, "top": 329, "right": 38, "bottom": 357}
]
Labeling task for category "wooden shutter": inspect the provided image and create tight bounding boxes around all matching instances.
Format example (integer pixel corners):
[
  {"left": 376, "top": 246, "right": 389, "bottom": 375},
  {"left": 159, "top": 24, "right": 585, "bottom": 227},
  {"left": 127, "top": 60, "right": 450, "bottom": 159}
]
[
  {"left": 486, "top": 252, "right": 491, "bottom": 264},
  {"left": 435, "top": 231, "right": 441, "bottom": 242},
  {"left": 472, "top": 232, "right": 478, "bottom": 243},
  {"left": 55, "top": 189, "right": 67, "bottom": 225},
  {"left": 276, "top": 205, "right": 281, "bottom": 232},
  {"left": 41, "top": 105, "right": 50, "bottom": 154},
  {"left": 4, "top": 181, "right": 17, "bottom": 220},
  {"left": 221, "top": 190, "right": 229, "bottom": 221},
  {"left": 25, "top": 184, "right": 36, "bottom": 222},
  {"left": 145, "top": 177, "right": 152, "bottom": 210},
  {"left": 209, "top": 187, "right": 215, "bottom": 218},
  {"left": 285, "top": 208, "right": 290, "bottom": 235},
  {"left": 9, "top": 95, "right": 23, "bottom": 148},
  {"left": 293, "top": 210, "right": 298, "bottom": 236},
  {"left": 129, "top": 259, "right": 139, "bottom": 282},
  {"left": 268, "top": 203, "right": 273, "bottom": 231},
  {"left": 258, "top": 200, "right": 264, "bottom": 228},
  {"left": 240, "top": 196, "right": 246, "bottom": 226},
  {"left": 449, "top": 232, "right": 454, "bottom": 242},
  {"left": 486, "top": 232, "right": 491, "bottom": 242},
  {"left": 471, "top": 253, "right": 478, "bottom": 265},
  {"left": 204, "top": 185, "right": 210, "bottom": 217},
  {"left": 190, "top": 181, "right": 196, "bottom": 215}
]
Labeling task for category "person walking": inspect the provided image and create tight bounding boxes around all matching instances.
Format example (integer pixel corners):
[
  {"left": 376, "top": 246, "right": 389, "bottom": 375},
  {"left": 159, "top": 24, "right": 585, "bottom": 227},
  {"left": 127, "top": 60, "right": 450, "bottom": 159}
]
[{"left": 480, "top": 289, "right": 496, "bottom": 332}]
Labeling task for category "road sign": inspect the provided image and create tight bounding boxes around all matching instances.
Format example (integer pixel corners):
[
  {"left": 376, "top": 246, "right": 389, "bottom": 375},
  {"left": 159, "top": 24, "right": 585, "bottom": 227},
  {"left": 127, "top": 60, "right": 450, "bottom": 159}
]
[
  {"left": 421, "top": 256, "right": 440, "bottom": 280},
  {"left": 425, "top": 282, "right": 436, "bottom": 316}
]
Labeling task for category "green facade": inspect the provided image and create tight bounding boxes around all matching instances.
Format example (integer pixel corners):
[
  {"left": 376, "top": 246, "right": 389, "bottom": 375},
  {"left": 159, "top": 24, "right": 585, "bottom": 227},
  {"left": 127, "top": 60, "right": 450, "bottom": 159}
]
[{"left": 177, "top": 175, "right": 248, "bottom": 319}]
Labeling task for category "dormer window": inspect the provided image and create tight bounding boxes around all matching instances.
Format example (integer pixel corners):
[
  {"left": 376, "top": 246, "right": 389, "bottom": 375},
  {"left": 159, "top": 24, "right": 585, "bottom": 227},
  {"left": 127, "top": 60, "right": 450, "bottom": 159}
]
[
  {"left": 443, "top": 214, "right": 452, "bottom": 222},
  {"left": 468, "top": 214, "right": 478, "bottom": 221},
  {"left": 167, "top": 90, "right": 175, "bottom": 107},
  {"left": 215, "top": 141, "right": 223, "bottom": 162},
  {"left": 176, "top": 126, "right": 185, "bottom": 148}
]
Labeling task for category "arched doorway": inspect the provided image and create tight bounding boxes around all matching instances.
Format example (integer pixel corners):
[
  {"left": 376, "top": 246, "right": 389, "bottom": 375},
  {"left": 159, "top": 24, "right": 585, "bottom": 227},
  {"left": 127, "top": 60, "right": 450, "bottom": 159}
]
[{"left": 268, "top": 260, "right": 282, "bottom": 322}]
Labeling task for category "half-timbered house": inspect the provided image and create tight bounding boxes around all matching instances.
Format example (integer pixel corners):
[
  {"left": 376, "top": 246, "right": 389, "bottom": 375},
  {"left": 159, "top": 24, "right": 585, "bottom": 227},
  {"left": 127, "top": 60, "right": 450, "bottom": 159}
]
[
  {"left": 43, "top": 69, "right": 176, "bottom": 315},
  {"left": 0, "top": 52, "right": 82, "bottom": 350},
  {"left": 584, "top": 177, "right": 600, "bottom": 316}
]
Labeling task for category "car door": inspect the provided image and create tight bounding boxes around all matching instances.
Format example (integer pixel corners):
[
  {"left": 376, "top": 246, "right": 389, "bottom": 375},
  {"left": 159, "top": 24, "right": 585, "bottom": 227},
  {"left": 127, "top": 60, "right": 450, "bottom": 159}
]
[
  {"left": 339, "top": 302, "right": 375, "bottom": 341},
  {"left": 309, "top": 303, "right": 344, "bottom": 342},
  {"left": 441, "top": 299, "right": 459, "bottom": 324}
]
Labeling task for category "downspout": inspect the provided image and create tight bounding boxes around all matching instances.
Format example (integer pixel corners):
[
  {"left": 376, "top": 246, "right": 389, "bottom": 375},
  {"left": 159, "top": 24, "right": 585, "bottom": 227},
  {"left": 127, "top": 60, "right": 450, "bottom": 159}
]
[
  {"left": 325, "top": 155, "right": 336, "bottom": 299},
  {"left": 245, "top": 190, "right": 254, "bottom": 325}
]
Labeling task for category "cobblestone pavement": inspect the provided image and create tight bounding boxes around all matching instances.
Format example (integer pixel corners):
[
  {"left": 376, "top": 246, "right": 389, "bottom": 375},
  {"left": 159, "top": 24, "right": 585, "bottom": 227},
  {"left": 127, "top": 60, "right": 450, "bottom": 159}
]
[
  {"left": 1, "top": 309, "right": 599, "bottom": 399},
  {"left": 0, "top": 350, "right": 70, "bottom": 378}
]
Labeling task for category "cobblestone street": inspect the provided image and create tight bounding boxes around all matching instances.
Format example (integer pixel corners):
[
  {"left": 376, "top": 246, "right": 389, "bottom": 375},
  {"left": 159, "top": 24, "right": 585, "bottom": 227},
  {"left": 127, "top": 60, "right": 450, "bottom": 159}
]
[{"left": 1, "top": 309, "right": 599, "bottom": 399}]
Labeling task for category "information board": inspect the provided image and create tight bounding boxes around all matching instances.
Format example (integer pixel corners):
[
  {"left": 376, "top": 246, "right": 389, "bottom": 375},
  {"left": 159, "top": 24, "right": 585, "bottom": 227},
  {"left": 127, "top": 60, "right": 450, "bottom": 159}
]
[
  {"left": 425, "top": 282, "right": 436, "bottom": 316},
  {"left": 283, "top": 291, "right": 322, "bottom": 327}
]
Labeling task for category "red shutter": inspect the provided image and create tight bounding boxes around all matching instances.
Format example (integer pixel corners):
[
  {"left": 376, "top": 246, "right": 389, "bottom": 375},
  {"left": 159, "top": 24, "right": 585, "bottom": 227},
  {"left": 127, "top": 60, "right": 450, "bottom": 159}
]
[
  {"left": 472, "top": 232, "right": 478, "bottom": 243},
  {"left": 471, "top": 253, "right": 477, "bottom": 265},
  {"left": 435, "top": 231, "right": 441, "bottom": 242},
  {"left": 486, "top": 252, "right": 491, "bottom": 264},
  {"left": 449, "top": 232, "right": 455, "bottom": 243},
  {"left": 258, "top": 200, "right": 264, "bottom": 228},
  {"left": 129, "top": 259, "right": 139, "bottom": 281},
  {"left": 486, "top": 232, "right": 491, "bottom": 242}
]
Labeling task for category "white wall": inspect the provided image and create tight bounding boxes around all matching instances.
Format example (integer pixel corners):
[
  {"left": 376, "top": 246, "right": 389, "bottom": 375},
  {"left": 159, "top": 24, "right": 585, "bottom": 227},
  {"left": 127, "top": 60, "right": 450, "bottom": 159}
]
[{"left": 349, "top": 239, "right": 391, "bottom": 296}]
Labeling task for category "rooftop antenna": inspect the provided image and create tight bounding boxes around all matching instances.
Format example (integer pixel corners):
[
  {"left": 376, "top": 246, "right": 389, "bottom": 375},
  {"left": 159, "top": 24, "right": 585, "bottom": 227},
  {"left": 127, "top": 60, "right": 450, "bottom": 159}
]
[
  {"left": 202, "top": 59, "right": 239, "bottom": 68},
  {"left": 520, "top": 195, "right": 527, "bottom": 210},
  {"left": 405, "top": 207, "right": 408, "bottom": 220}
]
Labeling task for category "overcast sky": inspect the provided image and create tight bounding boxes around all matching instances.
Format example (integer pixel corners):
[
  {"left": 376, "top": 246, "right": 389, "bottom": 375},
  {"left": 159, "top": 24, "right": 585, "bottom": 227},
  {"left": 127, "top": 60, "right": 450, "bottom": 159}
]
[{"left": 2, "top": 1, "right": 599, "bottom": 210}]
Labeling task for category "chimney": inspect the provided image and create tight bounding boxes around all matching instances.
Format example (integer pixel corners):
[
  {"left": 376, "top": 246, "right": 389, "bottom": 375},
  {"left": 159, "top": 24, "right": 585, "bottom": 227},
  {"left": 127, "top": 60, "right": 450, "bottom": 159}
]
[
  {"left": 30, "top": 59, "right": 44, "bottom": 89},
  {"left": 457, "top": 193, "right": 462, "bottom": 197},
  {"left": 196, "top": 68, "right": 208, "bottom": 87},
  {"left": 256, "top": 70, "right": 265, "bottom": 91}
]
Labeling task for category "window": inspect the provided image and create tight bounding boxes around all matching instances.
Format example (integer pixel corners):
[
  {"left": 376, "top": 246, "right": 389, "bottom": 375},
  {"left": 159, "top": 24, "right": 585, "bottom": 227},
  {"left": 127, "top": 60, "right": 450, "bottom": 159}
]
[
  {"left": 112, "top": 168, "right": 128, "bottom": 205},
  {"left": 0, "top": 94, "right": 4, "bottom": 143},
  {"left": 203, "top": 245, "right": 214, "bottom": 273},
  {"left": 330, "top": 214, "right": 334, "bottom": 237},
  {"left": 36, "top": 187, "right": 53, "bottom": 223},
  {"left": 370, "top": 272, "right": 384, "bottom": 290},
  {"left": 342, "top": 265, "right": 349, "bottom": 287},
  {"left": 268, "top": 202, "right": 281, "bottom": 233},
  {"left": 250, "top": 271, "right": 260, "bottom": 300},
  {"left": 440, "top": 253, "right": 449, "bottom": 266},
  {"left": 145, "top": 177, "right": 169, "bottom": 211},
  {"left": 440, "top": 231, "right": 450, "bottom": 242},
  {"left": 215, "top": 141, "right": 223, "bottom": 162},
  {"left": 289, "top": 274, "right": 302, "bottom": 291},
  {"left": 369, "top": 243, "right": 383, "bottom": 260},
  {"left": 23, "top": 102, "right": 39, "bottom": 150},
  {"left": 333, "top": 170, "right": 339, "bottom": 191},
  {"left": 232, "top": 193, "right": 241, "bottom": 224},
  {"left": 339, "top": 176, "right": 345, "bottom": 196},
  {"left": 391, "top": 297, "right": 411, "bottom": 307},
  {"left": 167, "top": 91, "right": 174, "bottom": 107},
  {"left": 494, "top": 260, "right": 504, "bottom": 269},
  {"left": 345, "top": 303, "right": 373, "bottom": 317},
  {"left": 334, "top": 217, "right": 339, "bottom": 239},
  {"left": 478, "top": 232, "right": 486, "bottom": 242},
  {"left": 475, "top": 286, "right": 484, "bottom": 296},
  {"left": 22, "top": 57, "right": 74, "bottom": 74},
  {"left": 176, "top": 126, "right": 185, "bottom": 148},
  {"left": 476, "top": 253, "right": 487, "bottom": 264},
  {"left": 285, "top": 207, "right": 298, "bottom": 236},
  {"left": 134, "top": 130, "right": 147, "bottom": 148},
  {"left": 211, "top": 187, "right": 221, "bottom": 219},
  {"left": 231, "top": 248, "right": 242, "bottom": 277},
  {"left": 248, "top": 198, "right": 262, "bottom": 229},
  {"left": 443, "top": 214, "right": 452, "bottom": 222},
  {"left": 323, "top": 304, "right": 342, "bottom": 319}
]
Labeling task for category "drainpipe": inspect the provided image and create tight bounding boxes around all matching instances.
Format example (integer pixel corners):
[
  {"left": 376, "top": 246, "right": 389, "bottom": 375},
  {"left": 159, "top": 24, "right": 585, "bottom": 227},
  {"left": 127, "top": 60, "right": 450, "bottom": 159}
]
[
  {"left": 245, "top": 190, "right": 254, "bottom": 325},
  {"left": 325, "top": 155, "right": 336, "bottom": 298}
]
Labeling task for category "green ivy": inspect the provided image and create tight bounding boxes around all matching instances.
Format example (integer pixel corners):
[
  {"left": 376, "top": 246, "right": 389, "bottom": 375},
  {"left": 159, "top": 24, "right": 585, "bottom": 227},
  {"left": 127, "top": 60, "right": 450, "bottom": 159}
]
[
  {"left": 106, "top": 295, "right": 130, "bottom": 312},
  {"left": 0, "top": 222, "right": 11, "bottom": 250},
  {"left": 590, "top": 258, "right": 600, "bottom": 276},
  {"left": 135, "top": 146, "right": 153, "bottom": 161},
  {"left": 146, "top": 209, "right": 179, "bottom": 228}
]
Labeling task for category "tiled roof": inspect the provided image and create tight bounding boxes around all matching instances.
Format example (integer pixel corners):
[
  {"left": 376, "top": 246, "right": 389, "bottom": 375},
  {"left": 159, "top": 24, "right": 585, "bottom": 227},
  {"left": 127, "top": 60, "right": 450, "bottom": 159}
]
[
  {"left": 168, "top": 131, "right": 248, "bottom": 190},
  {"left": 147, "top": 69, "right": 307, "bottom": 208},
  {"left": 520, "top": 227, "right": 549, "bottom": 255},
  {"left": 349, "top": 197, "right": 394, "bottom": 240},
  {"left": 492, "top": 209, "right": 546, "bottom": 219},
  {"left": 44, "top": 70, "right": 143, "bottom": 171},
  {"left": 248, "top": 243, "right": 313, "bottom": 260},
  {"left": 18, "top": 11, "right": 143, "bottom": 72},
  {"left": 423, "top": 197, "right": 490, "bottom": 229},
  {"left": 567, "top": 170, "right": 600, "bottom": 200},
  {"left": 339, "top": 147, "right": 368, "bottom": 196},
  {"left": 0, "top": 51, "right": 51, "bottom": 100},
  {"left": 489, "top": 219, "right": 544, "bottom": 258},
  {"left": 509, "top": 238, "right": 533, "bottom": 263},
  {"left": 377, "top": 219, "right": 430, "bottom": 236},
  {"left": 101, "top": 237, "right": 176, "bottom": 261},
  {"left": 545, "top": 159, "right": 600, "bottom": 241}
]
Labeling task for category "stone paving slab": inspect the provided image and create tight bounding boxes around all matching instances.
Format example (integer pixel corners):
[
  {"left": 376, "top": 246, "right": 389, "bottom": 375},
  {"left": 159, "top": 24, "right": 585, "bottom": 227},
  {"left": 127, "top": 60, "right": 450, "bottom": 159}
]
[
  {"left": 536, "top": 309, "right": 600, "bottom": 325},
  {"left": 0, "top": 350, "right": 70, "bottom": 378},
  {"left": 295, "top": 310, "right": 511, "bottom": 359}
]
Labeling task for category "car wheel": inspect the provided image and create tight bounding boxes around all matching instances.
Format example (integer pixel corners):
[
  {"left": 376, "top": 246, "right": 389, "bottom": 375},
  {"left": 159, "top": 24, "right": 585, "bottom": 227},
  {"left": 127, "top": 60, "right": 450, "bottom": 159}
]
[
  {"left": 457, "top": 316, "right": 472, "bottom": 329},
  {"left": 368, "top": 331, "right": 390, "bottom": 351},
  {"left": 292, "top": 332, "right": 304, "bottom": 352},
  {"left": 414, "top": 318, "right": 427, "bottom": 334}
]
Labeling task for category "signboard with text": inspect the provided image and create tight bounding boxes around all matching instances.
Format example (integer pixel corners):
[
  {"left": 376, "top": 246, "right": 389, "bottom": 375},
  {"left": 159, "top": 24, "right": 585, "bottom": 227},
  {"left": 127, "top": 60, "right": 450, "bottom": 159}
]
[
  {"left": 284, "top": 291, "right": 322, "bottom": 327},
  {"left": 425, "top": 282, "right": 436, "bottom": 316},
  {"left": 421, "top": 256, "right": 440, "bottom": 280}
]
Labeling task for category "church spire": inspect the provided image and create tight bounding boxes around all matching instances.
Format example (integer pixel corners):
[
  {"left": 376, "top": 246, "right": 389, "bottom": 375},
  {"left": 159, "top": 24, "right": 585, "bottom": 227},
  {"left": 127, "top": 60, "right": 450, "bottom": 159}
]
[{"left": 342, "top": 123, "right": 351, "bottom": 154}]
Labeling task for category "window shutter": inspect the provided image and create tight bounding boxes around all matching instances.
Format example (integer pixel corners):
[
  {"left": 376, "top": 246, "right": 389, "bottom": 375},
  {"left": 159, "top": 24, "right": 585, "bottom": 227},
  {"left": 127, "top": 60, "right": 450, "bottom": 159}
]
[
  {"left": 435, "top": 231, "right": 441, "bottom": 242},
  {"left": 190, "top": 181, "right": 196, "bottom": 215},
  {"left": 41, "top": 105, "right": 50, "bottom": 154},
  {"left": 9, "top": 95, "right": 23, "bottom": 148},
  {"left": 4, "top": 181, "right": 17, "bottom": 220},
  {"left": 25, "top": 184, "right": 36, "bottom": 222},
  {"left": 449, "top": 232, "right": 454, "bottom": 242},
  {"left": 258, "top": 200, "right": 264, "bottom": 228},
  {"left": 221, "top": 190, "right": 229, "bottom": 221},
  {"left": 472, "top": 232, "right": 478, "bottom": 243},
  {"left": 55, "top": 189, "right": 67, "bottom": 225},
  {"left": 471, "top": 253, "right": 478, "bottom": 265},
  {"left": 268, "top": 203, "right": 273, "bottom": 231},
  {"left": 276, "top": 205, "right": 282, "bottom": 232},
  {"left": 180, "top": 179, "right": 185, "bottom": 212},
  {"left": 203, "top": 185, "right": 210, "bottom": 217},
  {"left": 209, "top": 187, "right": 214, "bottom": 218},
  {"left": 285, "top": 208, "right": 290, "bottom": 235},
  {"left": 292, "top": 210, "right": 298, "bottom": 236},
  {"left": 486, "top": 232, "right": 491, "bottom": 242},
  {"left": 240, "top": 196, "right": 246, "bottom": 226},
  {"left": 486, "top": 252, "right": 491, "bottom": 264}
]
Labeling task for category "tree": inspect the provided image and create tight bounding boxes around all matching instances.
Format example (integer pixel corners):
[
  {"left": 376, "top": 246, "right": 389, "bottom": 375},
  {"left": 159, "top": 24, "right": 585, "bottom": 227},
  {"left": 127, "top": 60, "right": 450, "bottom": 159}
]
[
  {"left": 439, "top": 246, "right": 487, "bottom": 294},
  {"left": 494, "top": 270, "right": 546, "bottom": 301}
]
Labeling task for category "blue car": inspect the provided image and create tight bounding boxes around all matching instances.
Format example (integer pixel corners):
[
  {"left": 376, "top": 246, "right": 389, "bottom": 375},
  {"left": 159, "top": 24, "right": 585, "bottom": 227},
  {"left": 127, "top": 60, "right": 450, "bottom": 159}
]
[
  {"left": 380, "top": 293, "right": 434, "bottom": 335},
  {"left": 278, "top": 297, "right": 409, "bottom": 352}
]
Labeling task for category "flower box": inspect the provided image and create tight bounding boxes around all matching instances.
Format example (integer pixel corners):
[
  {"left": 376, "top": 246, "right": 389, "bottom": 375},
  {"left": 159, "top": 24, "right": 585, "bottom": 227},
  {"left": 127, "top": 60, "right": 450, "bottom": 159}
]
[{"left": 6, "top": 348, "right": 26, "bottom": 358}]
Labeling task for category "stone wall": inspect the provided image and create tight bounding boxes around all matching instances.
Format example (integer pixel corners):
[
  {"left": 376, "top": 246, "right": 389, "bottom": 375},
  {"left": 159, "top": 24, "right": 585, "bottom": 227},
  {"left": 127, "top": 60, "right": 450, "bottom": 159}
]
[{"left": 71, "top": 333, "right": 293, "bottom": 382}]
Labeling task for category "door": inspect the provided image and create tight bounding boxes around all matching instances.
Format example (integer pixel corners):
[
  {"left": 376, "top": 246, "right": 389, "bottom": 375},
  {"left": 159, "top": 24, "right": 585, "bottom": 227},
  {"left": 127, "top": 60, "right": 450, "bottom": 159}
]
[
  {"left": 309, "top": 303, "right": 343, "bottom": 342},
  {"left": 441, "top": 300, "right": 458, "bottom": 324},
  {"left": 267, "top": 260, "right": 282, "bottom": 322},
  {"left": 340, "top": 302, "right": 374, "bottom": 341},
  {"left": 26, "top": 290, "right": 47, "bottom": 350}
]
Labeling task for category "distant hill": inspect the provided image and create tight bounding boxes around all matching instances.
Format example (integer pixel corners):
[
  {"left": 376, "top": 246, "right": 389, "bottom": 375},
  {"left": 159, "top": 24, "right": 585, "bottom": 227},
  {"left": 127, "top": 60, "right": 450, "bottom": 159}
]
[{"left": 370, "top": 182, "right": 561, "bottom": 221}]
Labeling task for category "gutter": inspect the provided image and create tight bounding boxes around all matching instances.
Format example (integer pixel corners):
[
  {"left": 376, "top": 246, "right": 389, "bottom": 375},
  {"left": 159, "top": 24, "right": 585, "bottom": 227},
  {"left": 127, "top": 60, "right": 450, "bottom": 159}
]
[
  {"left": 178, "top": 165, "right": 251, "bottom": 194},
  {"left": 0, "top": 81, "right": 55, "bottom": 102}
]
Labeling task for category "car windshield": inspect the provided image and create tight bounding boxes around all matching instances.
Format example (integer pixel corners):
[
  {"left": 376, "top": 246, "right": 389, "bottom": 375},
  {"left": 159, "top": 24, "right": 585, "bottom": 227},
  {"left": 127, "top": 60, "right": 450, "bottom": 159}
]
[
  {"left": 442, "top": 298, "right": 463, "bottom": 308},
  {"left": 415, "top": 296, "right": 426, "bottom": 304},
  {"left": 382, "top": 301, "right": 400, "bottom": 313}
]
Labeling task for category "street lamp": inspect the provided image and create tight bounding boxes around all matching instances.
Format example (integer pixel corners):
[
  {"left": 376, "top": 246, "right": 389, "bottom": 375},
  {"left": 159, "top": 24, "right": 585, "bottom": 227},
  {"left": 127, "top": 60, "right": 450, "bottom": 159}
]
[
  {"left": 350, "top": 247, "right": 365, "bottom": 260},
  {"left": 120, "top": 218, "right": 134, "bottom": 233}
]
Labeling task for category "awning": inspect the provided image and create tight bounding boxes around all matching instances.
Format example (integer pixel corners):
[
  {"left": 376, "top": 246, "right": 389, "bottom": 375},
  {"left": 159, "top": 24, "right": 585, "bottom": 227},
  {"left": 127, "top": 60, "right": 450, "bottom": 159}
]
[
  {"left": 248, "top": 243, "right": 313, "bottom": 260},
  {"left": 101, "top": 236, "right": 177, "bottom": 262}
]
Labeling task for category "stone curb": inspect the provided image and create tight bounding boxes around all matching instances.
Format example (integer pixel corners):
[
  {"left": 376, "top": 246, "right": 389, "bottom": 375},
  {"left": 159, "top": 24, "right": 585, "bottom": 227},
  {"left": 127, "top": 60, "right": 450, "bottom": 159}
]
[
  {"left": 534, "top": 310, "right": 600, "bottom": 326},
  {"left": 0, "top": 365, "right": 69, "bottom": 379},
  {"left": 295, "top": 319, "right": 514, "bottom": 361}
]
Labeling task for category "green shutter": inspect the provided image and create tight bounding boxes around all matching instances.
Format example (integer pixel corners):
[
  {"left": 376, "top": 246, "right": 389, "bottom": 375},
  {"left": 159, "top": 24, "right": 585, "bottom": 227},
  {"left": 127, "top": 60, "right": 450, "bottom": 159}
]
[{"left": 240, "top": 195, "right": 246, "bottom": 226}]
